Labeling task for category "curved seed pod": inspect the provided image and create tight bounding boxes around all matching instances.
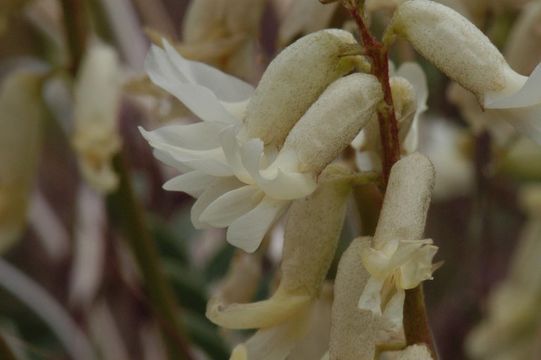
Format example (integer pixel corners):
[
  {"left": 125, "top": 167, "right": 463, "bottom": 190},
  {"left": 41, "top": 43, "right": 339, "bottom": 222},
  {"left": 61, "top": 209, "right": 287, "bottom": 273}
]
[
  {"left": 390, "top": 0, "right": 524, "bottom": 104},
  {"left": 329, "top": 237, "right": 401, "bottom": 360},
  {"left": 206, "top": 163, "right": 354, "bottom": 330},
  {"left": 274, "top": 73, "right": 383, "bottom": 175},
  {"left": 0, "top": 70, "right": 44, "bottom": 253},
  {"left": 240, "top": 29, "right": 361, "bottom": 146}
]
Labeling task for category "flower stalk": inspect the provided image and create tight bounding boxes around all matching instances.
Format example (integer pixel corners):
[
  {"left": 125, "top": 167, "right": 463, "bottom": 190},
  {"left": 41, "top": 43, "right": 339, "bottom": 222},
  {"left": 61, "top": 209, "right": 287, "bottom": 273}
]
[
  {"left": 341, "top": 1, "right": 438, "bottom": 357},
  {"left": 343, "top": 1, "right": 400, "bottom": 186}
]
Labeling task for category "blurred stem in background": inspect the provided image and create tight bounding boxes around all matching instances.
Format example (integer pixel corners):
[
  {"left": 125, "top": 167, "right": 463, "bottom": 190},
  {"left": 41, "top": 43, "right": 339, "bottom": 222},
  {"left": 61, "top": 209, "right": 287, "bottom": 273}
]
[{"left": 107, "top": 155, "right": 194, "bottom": 360}]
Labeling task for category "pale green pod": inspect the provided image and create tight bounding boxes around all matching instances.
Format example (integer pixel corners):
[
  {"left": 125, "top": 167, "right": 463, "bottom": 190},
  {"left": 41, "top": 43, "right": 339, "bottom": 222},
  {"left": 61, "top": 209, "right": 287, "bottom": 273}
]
[
  {"left": 391, "top": 0, "right": 523, "bottom": 103},
  {"left": 372, "top": 152, "right": 435, "bottom": 249},
  {"left": 0, "top": 70, "right": 44, "bottom": 253},
  {"left": 275, "top": 73, "right": 383, "bottom": 174},
  {"left": 206, "top": 164, "right": 354, "bottom": 330},
  {"left": 329, "top": 237, "right": 400, "bottom": 360},
  {"left": 240, "top": 29, "right": 361, "bottom": 146}
]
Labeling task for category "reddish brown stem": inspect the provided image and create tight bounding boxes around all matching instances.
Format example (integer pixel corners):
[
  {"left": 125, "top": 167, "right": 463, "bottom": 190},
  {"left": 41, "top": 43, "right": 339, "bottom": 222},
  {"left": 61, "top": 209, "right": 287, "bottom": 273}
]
[
  {"left": 347, "top": 5, "right": 400, "bottom": 185},
  {"left": 345, "top": 3, "right": 438, "bottom": 358}
]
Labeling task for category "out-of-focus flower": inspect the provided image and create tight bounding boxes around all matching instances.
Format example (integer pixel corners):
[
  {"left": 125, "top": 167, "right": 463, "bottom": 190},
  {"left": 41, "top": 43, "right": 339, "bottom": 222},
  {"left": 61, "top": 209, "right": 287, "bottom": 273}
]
[
  {"left": 72, "top": 42, "right": 122, "bottom": 193},
  {"left": 141, "top": 31, "right": 382, "bottom": 252},
  {"left": 498, "top": 137, "right": 541, "bottom": 181},
  {"left": 0, "top": 69, "right": 44, "bottom": 253},
  {"left": 178, "top": 0, "right": 267, "bottom": 80},
  {"left": 504, "top": 1, "right": 541, "bottom": 76},
  {"left": 358, "top": 153, "right": 438, "bottom": 329},
  {"left": 418, "top": 117, "right": 474, "bottom": 200},
  {"left": 353, "top": 62, "right": 428, "bottom": 171},
  {"left": 467, "top": 185, "right": 541, "bottom": 360},
  {"left": 391, "top": 0, "right": 541, "bottom": 143},
  {"left": 207, "top": 165, "right": 355, "bottom": 359},
  {"left": 328, "top": 237, "right": 403, "bottom": 360},
  {"left": 278, "top": 0, "right": 339, "bottom": 47}
]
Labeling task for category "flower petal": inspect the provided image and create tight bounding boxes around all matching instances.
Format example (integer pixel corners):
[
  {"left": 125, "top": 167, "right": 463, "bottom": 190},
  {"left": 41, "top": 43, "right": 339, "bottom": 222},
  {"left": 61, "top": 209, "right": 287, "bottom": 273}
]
[
  {"left": 242, "top": 139, "right": 317, "bottom": 200},
  {"left": 140, "top": 126, "right": 233, "bottom": 176},
  {"left": 162, "top": 171, "right": 216, "bottom": 197},
  {"left": 226, "top": 196, "right": 289, "bottom": 253},
  {"left": 357, "top": 276, "right": 384, "bottom": 315},
  {"left": 199, "top": 185, "right": 264, "bottom": 227},
  {"left": 161, "top": 40, "right": 254, "bottom": 101},
  {"left": 485, "top": 63, "right": 541, "bottom": 109},
  {"left": 207, "top": 291, "right": 311, "bottom": 329},
  {"left": 148, "top": 122, "right": 225, "bottom": 150},
  {"left": 191, "top": 178, "right": 244, "bottom": 229},
  {"left": 382, "top": 288, "right": 405, "bottom": 330},
  {"left": 145, "top": 44, "right": 240, "bottom": 124},
  {"left": 242, "top": 307, "right": 311, "bottom": 360}
]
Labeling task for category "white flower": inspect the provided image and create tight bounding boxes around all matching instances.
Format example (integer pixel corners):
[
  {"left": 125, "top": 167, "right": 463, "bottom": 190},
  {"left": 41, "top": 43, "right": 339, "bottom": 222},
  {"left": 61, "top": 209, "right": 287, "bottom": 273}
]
[
  {"left": 140, "top": 31, "right": 381, "bottom": 252},
  {"left": 391, "top": 0, "right": 541, "bottom": 143},
  {"left": 72, "top": 42, "right": 122, "bottom": 193},
  {"left": 357, "top": 153, "right": 438, "bottom": 327}
]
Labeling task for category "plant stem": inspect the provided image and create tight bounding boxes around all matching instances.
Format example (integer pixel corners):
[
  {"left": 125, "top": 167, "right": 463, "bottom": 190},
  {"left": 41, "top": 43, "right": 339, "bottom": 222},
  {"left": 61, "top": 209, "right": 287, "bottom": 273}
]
[
  {"left": 344, "top": 2, "right": 438, "bottom": 357},
  {"left": 60, "top": 0, "right": 88, "bottom": 74},
  {"left": 346, "top": 4, "right": 400, "bottom": 186},
  {"left": 107, "top": 154, "right": 194, "bottom": 360}
]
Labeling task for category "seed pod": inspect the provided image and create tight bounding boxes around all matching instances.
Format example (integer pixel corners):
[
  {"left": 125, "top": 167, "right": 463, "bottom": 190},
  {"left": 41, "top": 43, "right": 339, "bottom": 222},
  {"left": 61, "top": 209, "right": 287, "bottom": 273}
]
[{"left": 240, "top": 29, "right": 361, "bottom": 146}]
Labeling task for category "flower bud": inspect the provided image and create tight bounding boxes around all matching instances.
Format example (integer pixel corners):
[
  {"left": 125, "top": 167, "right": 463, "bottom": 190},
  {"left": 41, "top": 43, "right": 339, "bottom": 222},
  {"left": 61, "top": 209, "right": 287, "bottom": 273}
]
[
  {"left": 391, "top": 0, "right": 522, "bottom": 104},
  {"left": 240, "top": 29, "right": 361, "bottom": 146},
  {"left": 72, "top": 43, "right": 121, "bottom": 193},
  {"left": 274, "top": 73, "right": 383, "bottom": 175},
  {"left": 373, "top": 152, "right": 435, "bottom": 248}
]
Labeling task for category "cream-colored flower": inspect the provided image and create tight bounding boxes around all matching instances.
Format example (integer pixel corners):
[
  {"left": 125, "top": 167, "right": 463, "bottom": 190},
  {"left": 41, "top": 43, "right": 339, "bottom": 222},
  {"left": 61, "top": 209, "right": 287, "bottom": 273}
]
[
  {"left": 206, "top": 165, "right": 356, "bottom": 359},
  {"left": 419, "top": 117, "right": 474, "bottom": 200},
  {"left": 72, "top": 42, "right": 122, "bottom": 193},
  {"left": 381, "top": 344, "right": 434, "bottom": 360},
  {"left": 357, "top": 153, "right": 438, "bottom": 328},
  {"left": 140, "top": 32, "right": 382, "bottom": 252},
  {"left": 391, "top": 0, "right": 541, "bottom": 143},
  {"left": 0, "top": 69, "right": 44, "bottom": 253}
]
